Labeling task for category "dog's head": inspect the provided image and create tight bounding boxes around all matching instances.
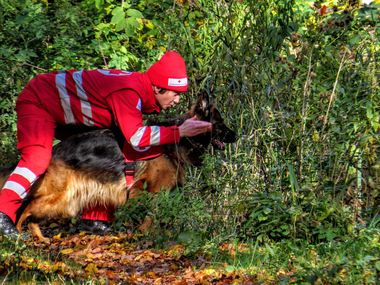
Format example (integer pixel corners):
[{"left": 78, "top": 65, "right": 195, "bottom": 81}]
[
  {"left": 169, "top": 89, "right": 239, "bottom": 166},
  {"left": 155, "top": 89, "right": 239, "bottom": 165},
  {"left": 191, "top": 89, "right": 239, "bottom": 151}
]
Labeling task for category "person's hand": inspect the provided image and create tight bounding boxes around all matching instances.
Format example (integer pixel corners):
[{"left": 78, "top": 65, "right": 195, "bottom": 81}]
[{"left": 178, "top": 116, "right": 212, "bottom": 137}]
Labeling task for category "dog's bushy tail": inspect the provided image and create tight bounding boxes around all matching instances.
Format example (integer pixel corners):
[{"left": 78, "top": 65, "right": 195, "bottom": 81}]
[{"left": 0, "top": 166, "right": 16, "bottom": 190}]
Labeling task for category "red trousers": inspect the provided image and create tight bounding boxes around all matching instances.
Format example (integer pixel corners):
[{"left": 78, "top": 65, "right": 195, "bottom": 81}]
[{"left": 0, "top": 85, "right": 130, "bottom": 223}]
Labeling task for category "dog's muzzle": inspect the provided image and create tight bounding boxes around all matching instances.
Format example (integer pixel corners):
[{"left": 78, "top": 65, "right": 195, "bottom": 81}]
[{"left": 211, "top": 139, "right": 225, "bottom": 151}]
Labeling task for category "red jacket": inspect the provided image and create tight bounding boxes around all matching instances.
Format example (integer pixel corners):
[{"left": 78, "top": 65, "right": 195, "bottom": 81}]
[{"left": 22, "top": 69, "right": 179, "bottom": 159}]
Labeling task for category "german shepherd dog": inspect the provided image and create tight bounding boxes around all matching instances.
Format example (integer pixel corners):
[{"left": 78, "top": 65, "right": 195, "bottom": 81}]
[{"left": 0, "top": 90, "right": 238, "bottom": 241}]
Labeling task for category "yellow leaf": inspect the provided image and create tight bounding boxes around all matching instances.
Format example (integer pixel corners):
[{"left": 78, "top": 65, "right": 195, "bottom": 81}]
[
  {"left": 169, "top": 264, "right": 179, "bottom": 271},
  {"left": 86, "top": 253, "right": 95, "bottom": 260},
  {"left": 160, "top": 47, "right": 166, "bottom": 52},
  {"left": 312, "top": 130, "right": 319, "bottom": 142},
  {"left": 85, "top": 263, "right": 98, "bottom": 273},
  {"left": 145, "top": 20, "right": 154, "bottom": 29},
  {"left": 49, "top": 223, "right": 59, "bottom": 227},
  {"left": 53, "top": 233, "right": 62, "bottom": 239},
  {"left": 144, "top": 271, "right": 156, "bottom": 277},
  {"left": 60, "top": 248, "right": 74, "bottom": 255},
  {"left": 277, "top": 269, "right": 286, "bottom": 275},
  {"left": 204, "top": 269, "right": 216, "bottom": 275}
]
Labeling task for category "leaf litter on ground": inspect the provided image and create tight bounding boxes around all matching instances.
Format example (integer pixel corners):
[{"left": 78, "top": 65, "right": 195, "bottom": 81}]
[{"left": 1, "top": 225, "right": 256, "bottom": 284}]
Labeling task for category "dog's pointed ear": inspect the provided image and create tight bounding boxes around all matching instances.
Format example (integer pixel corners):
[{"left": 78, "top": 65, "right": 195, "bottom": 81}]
[{"left": 194, "top": 89, "right": 210, "bottom": 115}]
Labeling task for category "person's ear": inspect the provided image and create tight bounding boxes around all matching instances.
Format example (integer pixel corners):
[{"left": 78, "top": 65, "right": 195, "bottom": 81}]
[{"left": 153, "top": 85, "right": 161, "bottom": 94}]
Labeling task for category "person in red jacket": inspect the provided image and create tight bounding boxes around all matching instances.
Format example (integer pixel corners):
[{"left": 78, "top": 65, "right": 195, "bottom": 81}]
[{"left": 0, "top": 51, "right": 211, "bottom": 240}]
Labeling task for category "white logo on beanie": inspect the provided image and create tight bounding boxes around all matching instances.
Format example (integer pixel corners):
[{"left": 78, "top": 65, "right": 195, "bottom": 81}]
[{"left": 168, "top": 78, "right": 188, "bottom": 87}]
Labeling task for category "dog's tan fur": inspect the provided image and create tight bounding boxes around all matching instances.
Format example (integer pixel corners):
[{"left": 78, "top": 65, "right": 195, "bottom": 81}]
[{"left": 129, "top": 154, "right": 185, "bottom": 199}]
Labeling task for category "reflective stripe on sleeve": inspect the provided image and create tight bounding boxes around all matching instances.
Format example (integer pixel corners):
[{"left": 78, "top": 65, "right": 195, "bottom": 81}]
[
  {"left": 150, "top": 126, "right": 161, "bottom": 146},
  {"left": 3, "top": 181, "right": 28, "bottom": 198},
  {"left": 130, "top": 126, "right": 147, "bottom": 147},
  {"left": 56, "top": 70, "right": 75, "bottom": 124},
  {"left": 12, "top": 167, "right": 37, "bottom": 184},
  {"left": 73, "top": 70, "right": 94, "bottom": 126},
  {"left": 136, "top": 98, "right": 142, "bottom": 111}
]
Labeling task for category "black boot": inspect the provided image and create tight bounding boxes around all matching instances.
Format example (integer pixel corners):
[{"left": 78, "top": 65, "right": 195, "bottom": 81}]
[
  {"left": 78, "top": 219, "right": 110, "bottom": 235},
  {"left": 0, "top": 212, "right": 28, "bottom": 241}
]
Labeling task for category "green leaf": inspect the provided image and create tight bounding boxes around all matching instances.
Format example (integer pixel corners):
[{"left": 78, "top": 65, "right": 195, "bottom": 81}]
[
  {"left": 349, "top": 35, "right": 360, "bottom": 45},
  {"left": 263, "top": 207, "right": 272, "bottom": 215},
  {"left": 316, "top": 85, "right": 328, "bottom": 93},
  {"left": 95, "top": 0, "right": 104, "bottom": 9},
  {"left": 364, "top": 255, "right": 375, "bottom": 262},
  {"left": 318, "top": 208, "right": 333, "bottom": 221},
  {"left": 115, "top": 18, "right": 126, "bottom": 31},
  {"left": 375, "top": 261, "right": 380, "bottom": 271},
  {"left": 177, "top": 231, "right": 193, "bottom": 243},
  {"left": 104, "top": 3, "right": 115, "bottom": 14},
  {"left": 127, "top": 9, "right": 143, "bottom": 18},
  {"left": 265, "top": 243, "right": 275, "bottom": 256},
  {"left": 125, "top": 23, "right": 135, "bottom": 37},
  {"left": 188, "top": 12, "right": 197, "bottom": 20},
  {"left": 36, "top": 30, "right": 44, "bottom": 39},
  {"left": 111, "top": 7, "right": 125, "bottom": 24},
  {"left": 14, "top": 53, "right": 26, "bottom": 62},
  {"left": 112, "top": 6, "right": 124, "bottom": 15},
  {"left": 366, "top": 101, "right": 373, "bottom": 119},
  {"left": 326, "top": 230, "right": 336, "bottom": 242},
  {"left": 126, "top": 17, "right": 141, "bottom": 29},
  {"left": 285, "top": 161, "right": 300, "bottom": 200},
  {"left": 26, "top": 51, "right": 37, "bottom": 57},
  {"left": 258, "top": 215, "right": 268, "bottom": 221},
  {"left": 120, "top": 46, "right": 127, "bottom": 54},
  {"left": 146, "top": 29, "right": 158, "bottom": 36}
]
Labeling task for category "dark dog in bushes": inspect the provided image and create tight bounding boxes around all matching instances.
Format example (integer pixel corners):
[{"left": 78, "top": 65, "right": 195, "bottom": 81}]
[{"left": 0, "top": 89, "right": 238, "bottom": 241}]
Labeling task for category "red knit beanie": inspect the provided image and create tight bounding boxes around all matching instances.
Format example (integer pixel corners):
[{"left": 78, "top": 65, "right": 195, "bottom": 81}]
[{"left": 147, "top": 51, "right": 188, "bottom": 92}]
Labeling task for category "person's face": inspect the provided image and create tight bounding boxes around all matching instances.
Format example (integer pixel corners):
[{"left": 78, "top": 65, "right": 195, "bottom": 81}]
[{"left": 154, "top": 87, "right": 181, "bottom": 110}]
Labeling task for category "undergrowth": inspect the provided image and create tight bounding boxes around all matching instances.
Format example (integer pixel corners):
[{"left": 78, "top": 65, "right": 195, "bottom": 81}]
[{"left": 1, "top": 0, "right": 380, "bottom": 283}]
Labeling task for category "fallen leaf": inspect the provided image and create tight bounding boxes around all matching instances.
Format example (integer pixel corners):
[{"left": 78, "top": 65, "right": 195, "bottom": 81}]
[
  {"left": 53, "top": 233, "right": 62, "bottom": 241},
  {"left": 60, "top": 248, "right": 74, "bottom": 254},
  {"left": 85, "top": 263, "right": 98, "bottom": 273},
  {"left": 86, "top": 253, "right": 95, "bottom": 259}
]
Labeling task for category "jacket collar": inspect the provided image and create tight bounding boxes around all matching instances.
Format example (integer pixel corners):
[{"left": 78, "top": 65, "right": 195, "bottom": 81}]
[{"left": 140, "top": 73, "right": 161, "bottom": 114}]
